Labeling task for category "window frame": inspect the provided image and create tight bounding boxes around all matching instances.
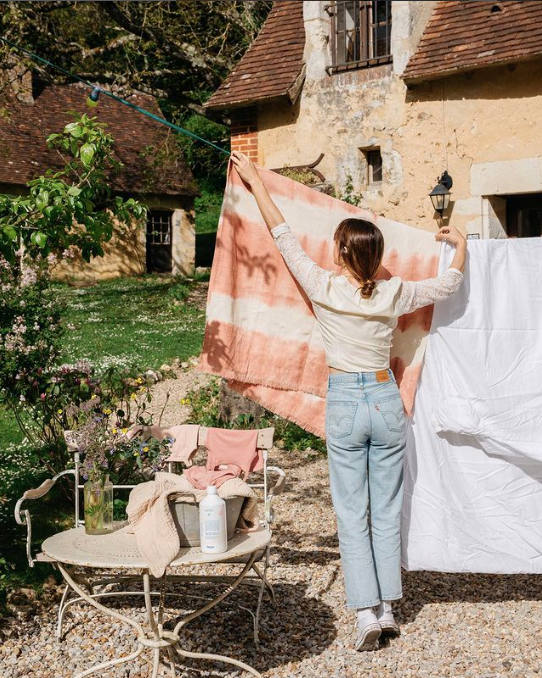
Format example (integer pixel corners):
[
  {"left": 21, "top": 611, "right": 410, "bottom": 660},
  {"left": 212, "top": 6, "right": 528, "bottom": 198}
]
[
  {"left": 325, "top": 0, "right": 393, "bottom": 75},
  {"left": 146, "top": 209, "right": 173, "bottom": 246},
  {"left": 366, "top": 148, "right": 383, "bottom": 185}
]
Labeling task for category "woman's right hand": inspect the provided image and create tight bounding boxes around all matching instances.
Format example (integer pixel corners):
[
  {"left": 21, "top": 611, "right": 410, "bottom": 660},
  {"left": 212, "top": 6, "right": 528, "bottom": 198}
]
[
  {"left": 230, "top": 150, "right": 261, "bottom": 186},
  {"left": 435, "top": 225, "right": 466, "bottom": 248}
]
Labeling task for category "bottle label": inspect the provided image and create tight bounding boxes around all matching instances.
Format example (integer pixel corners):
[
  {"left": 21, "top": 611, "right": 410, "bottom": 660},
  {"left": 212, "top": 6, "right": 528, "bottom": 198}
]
[{"left": 203, "top": 519, "right": 220, "bottom": 537}]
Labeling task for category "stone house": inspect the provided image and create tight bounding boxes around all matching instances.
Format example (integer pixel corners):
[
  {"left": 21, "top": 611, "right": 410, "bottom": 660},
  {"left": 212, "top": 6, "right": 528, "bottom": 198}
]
[
  {"left": 206, "top": 0, "right": 542, "bottom": 240},
  {"left": 0, "top": 76, "right": 198, "bottom": 283}
]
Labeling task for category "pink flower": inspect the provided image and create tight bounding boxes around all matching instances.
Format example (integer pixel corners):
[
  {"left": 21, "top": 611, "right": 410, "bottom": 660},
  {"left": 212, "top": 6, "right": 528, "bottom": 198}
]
[{"left": 40, "top": 393, "right": 46, "bottom": 400}]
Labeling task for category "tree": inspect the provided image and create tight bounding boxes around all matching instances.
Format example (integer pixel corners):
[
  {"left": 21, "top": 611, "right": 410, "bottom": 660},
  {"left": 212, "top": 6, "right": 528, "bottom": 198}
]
[{"left": 0, "top": 1, "right": 272, "bottom": 124}]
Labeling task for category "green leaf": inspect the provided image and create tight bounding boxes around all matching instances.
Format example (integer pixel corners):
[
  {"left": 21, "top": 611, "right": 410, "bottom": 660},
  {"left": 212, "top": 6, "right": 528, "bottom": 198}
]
[
  {"left": 36, "top": 191, "right": 49, "bottom": 211},
  {"left": 67, "top": 186, "right": 81, "bottom": 197},
  {"left": 31, "top": 231, "right": 47, "bottom": 248},
  {"left": 80, "top": 143, "right": 95, "bottom": 166},
  {"left": 36, "top": 232, "right": 47, "bottom": 248},
  {"left": 3, "top": 225, "right": 17, "bottom": 241}
]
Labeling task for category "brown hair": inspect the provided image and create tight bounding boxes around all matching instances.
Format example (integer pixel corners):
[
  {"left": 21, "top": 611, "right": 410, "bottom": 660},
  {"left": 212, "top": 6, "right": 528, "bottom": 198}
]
[{"left": 334, "top": 218, "right": 384, "bottom": 298}]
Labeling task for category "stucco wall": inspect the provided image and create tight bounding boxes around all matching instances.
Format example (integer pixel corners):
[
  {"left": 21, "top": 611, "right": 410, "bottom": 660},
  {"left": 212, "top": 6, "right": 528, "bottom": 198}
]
[
  {"left": 51, "top": 195, "right": 195, "bottom": 284},
  {"left": 255, "top": 1, "right": 542, "bottom": 238}
]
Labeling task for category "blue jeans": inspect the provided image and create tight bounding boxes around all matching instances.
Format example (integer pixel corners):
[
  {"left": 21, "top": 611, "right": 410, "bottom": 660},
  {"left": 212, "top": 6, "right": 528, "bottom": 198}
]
[{"left": 325, "top": 369, "right": 407, "bottom": 609}]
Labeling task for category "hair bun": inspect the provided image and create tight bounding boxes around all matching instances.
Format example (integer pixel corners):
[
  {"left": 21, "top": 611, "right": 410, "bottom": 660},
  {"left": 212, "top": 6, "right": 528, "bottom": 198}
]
[{"left": 361, "top": 279, "right": 376, "bottom": 298}]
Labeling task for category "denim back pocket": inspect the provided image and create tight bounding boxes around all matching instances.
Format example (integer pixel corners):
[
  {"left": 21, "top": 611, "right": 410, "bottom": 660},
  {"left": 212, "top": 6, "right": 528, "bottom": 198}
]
[
  {"left": 374, "top": 393, "right": 406, "bottom": 433},
  {"left": 325, "top": 401, "right": 358, "bottom": 439}
]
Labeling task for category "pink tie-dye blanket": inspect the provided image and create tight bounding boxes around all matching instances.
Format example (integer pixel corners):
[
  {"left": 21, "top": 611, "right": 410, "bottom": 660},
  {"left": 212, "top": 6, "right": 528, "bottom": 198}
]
[{"left": 197, "top": 161, "right": 440, "bottom": 438}]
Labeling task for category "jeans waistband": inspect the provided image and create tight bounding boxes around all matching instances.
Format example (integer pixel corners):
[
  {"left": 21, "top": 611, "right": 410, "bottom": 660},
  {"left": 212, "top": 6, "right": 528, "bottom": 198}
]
[{"left": 328, "top": 368, "right": 394, "bottom": 385}]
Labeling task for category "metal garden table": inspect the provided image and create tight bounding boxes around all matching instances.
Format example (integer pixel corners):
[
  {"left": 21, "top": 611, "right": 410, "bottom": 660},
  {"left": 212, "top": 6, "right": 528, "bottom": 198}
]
[{"left": 42, "top": 525, "right": 272, "bottom": 678}]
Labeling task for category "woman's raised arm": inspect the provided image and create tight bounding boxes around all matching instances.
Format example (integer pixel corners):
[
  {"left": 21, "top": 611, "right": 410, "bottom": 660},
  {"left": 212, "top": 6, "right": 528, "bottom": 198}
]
[
  {"left": 230, "top": 151, "right": 330, "bottom": 300},
  {"left": 397, "top": 226, "right": 467, "bottom": 315}
]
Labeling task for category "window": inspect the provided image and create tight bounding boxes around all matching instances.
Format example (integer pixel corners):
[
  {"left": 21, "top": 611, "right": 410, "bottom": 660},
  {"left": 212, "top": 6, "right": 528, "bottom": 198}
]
[
  {"left": 147, "top": 210, "right": 172, "bottom": 245},
  {"left": 505, "top": 194, "right": 542, "bottom": 237},
  {"left": 326, "top": 1, "right": 392, "bottom": 74},
  {"left": 366, "top": 149, "right": 383, "bottom": 184},
  {"left": 146, "top": 210, "right": 173, "bottom": 273}
]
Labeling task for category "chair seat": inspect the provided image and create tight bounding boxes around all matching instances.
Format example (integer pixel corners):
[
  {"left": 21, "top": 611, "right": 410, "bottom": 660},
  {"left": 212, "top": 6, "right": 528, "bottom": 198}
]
[
  {"left": 36, "top": 551, "right": 56, "bottom": 563},
  {"left": 222, "top": 546, "right": 267, "bottom": 564}
]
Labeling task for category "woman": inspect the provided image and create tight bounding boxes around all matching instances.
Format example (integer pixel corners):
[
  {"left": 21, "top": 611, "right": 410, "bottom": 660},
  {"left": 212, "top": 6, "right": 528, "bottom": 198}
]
[{"left": 230, "top": 150, "right": 466, "bottom": 651}]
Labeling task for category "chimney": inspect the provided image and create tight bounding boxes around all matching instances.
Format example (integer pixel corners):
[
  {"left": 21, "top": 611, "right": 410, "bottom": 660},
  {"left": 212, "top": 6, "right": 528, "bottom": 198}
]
[{"left": 4, "top": 61, "right": 34, "bottom": 105}]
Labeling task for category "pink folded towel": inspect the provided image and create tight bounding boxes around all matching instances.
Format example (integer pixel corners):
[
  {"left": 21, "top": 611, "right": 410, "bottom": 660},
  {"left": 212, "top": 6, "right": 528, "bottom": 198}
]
[
  {"left": 206, "top": 428, "right": 261, "bottom": 476},
  {"left": 183, "top": 465, "right": 238, "bottom": 490}
]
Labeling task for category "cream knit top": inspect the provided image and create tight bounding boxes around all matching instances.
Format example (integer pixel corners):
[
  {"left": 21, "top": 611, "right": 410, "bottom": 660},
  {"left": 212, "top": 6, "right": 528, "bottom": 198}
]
[{"left": 271, "top": 222, "right": 464, "bottom": 372}]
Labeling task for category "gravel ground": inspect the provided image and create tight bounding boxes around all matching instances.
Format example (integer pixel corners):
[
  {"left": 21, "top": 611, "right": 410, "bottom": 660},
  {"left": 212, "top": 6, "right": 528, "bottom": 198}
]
[{"left": 2, "top": 368, "right": 542, "bottom": 678}]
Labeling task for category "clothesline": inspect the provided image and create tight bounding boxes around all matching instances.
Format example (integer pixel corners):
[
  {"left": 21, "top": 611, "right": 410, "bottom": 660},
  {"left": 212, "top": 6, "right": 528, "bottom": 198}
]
[{"left": 0, "top": 36, "right": 230, "bottom": 156}]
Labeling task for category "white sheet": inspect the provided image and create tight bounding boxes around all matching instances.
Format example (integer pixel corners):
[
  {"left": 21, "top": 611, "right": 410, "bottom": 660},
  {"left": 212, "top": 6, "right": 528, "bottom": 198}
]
[{"left": 402, "top": 238, "right": 542, "bottom": 574}]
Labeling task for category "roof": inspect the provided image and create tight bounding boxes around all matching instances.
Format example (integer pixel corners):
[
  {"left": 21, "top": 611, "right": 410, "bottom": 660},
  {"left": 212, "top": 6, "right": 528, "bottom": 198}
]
[
  {"left": 205, "top": 0, "right": 305, "bottom": 110},
  {"left": 0, "top": 81, "right": 198, "bottom": 196},
  {"left": 403, "top": 1, "right": 542, "bottom": 84}
]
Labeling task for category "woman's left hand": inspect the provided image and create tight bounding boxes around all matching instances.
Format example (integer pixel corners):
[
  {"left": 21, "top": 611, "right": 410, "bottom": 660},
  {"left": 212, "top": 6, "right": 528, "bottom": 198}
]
[{"left": 230, "top": 150, "right": 260, "bottom": 186}]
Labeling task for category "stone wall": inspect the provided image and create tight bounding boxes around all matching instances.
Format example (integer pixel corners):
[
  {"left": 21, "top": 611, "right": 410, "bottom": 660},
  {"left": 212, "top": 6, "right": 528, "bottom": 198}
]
[{"left": 253, "top": 1, "right": 542, "bottom": 238}]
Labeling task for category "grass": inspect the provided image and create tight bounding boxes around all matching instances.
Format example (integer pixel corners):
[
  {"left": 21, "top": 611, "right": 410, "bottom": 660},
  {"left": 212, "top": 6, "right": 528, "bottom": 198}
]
[
  {"left": 0, "top": 407, "right": 24, "bottom": 449},
  {"left": 54, "top": 274, "right": 206, "bottom": 376}
]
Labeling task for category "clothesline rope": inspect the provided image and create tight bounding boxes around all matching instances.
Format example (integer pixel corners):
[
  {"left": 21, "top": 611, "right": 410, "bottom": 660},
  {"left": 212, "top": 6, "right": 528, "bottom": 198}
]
[{"left": 0, "top": 35, "right": 230, "bottom": 156}]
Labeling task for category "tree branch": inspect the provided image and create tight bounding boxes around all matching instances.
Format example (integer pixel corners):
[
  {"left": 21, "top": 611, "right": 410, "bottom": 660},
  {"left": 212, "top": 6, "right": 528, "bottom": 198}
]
[{"left": 97, "top": 2, "right": 228, "bottom": 84}]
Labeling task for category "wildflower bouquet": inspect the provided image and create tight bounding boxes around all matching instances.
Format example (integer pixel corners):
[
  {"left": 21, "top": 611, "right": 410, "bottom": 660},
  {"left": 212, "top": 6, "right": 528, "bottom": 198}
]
[{"left": 72, "top": 395, "right": 171, "bottom": 534}]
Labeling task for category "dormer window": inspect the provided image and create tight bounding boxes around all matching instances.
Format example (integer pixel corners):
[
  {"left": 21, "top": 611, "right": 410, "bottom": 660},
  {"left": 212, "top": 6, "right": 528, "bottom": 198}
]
[{"left": 326, "top": 1, "right": 392, "bottom": 74}]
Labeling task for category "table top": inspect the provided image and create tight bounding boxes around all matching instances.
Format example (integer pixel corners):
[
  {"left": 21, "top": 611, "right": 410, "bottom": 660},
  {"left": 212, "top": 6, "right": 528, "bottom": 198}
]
[{"left": 42, "top": 525, "right": 271, "bottom": 569}]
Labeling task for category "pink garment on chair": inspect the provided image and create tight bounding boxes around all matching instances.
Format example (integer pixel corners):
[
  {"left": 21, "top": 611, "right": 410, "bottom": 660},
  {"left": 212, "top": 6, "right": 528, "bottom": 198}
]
[
  {"left": 205, "top": 428, "right": 261, "bottom": 476},
  {"left": 166, "top": 424, "right": 200, "bottom": 464},
  {"left": 183, "top": 465, "right": 238, "bottom": 490}
]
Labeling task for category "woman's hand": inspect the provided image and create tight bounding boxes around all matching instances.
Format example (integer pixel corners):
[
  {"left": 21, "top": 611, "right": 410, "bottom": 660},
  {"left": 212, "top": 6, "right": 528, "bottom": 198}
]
[
  {"left": 435, "top": 225, "right": 466, "bottom": 248},
  {"left": 230, "top": 150, "right": 261, "bottom": 186}
]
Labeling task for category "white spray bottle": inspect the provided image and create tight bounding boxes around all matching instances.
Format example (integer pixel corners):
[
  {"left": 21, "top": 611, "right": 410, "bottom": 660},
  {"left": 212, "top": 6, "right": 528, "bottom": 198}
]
[{"left": 199, "top": 486, "right": 227, "bottom": 554}]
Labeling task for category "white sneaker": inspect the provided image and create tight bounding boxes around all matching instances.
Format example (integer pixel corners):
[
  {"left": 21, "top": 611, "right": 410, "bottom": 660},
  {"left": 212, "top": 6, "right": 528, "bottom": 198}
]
[
  {"left": 376, "top": 602, "right": 400, "bottom": 637},
  {"left": 355, "top": 612, "right": 381, "bottom": 651}
]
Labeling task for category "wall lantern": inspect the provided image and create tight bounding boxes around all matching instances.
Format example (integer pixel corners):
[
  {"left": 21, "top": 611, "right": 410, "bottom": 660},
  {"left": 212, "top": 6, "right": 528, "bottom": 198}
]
[{"left": 429, "top": 170, "right": 453, "bottom": 215}]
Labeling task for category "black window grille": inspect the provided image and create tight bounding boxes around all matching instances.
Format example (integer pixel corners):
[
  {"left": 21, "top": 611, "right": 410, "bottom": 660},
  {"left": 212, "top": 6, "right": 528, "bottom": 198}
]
[
  {"left": 326, "top": 1, "right": 392, "bottom": 73},
  {"left": 147, "top": 210, "right": 172, "bottom": 245}
]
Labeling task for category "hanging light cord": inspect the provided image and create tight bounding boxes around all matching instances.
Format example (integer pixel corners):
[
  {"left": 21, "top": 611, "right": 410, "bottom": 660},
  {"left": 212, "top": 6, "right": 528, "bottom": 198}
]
[{"left": 0, "top": 35, "right": 230, "bottom": 156}]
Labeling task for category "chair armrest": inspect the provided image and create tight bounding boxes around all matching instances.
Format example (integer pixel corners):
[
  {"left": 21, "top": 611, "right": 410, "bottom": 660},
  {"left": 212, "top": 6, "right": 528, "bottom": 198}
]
[
  {"left": 268, "top": 466, "right": 286, "bottom": 497},
  {"left": 14, "top": 469, "right": 76, "bottom": 567},
  {"left": 264, "top": 466, "right": 286, "bottom": 524}
]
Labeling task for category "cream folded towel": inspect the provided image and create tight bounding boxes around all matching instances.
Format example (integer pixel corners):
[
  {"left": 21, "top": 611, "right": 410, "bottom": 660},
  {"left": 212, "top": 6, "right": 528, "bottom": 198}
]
[{"left": 125, "top": 471, "right": 259, "bottom": 577}]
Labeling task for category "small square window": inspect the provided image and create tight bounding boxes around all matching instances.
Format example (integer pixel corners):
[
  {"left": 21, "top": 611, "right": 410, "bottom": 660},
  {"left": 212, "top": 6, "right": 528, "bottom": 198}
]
[{"left": 365, "top": 149, "right": 382, "bottom": 184}]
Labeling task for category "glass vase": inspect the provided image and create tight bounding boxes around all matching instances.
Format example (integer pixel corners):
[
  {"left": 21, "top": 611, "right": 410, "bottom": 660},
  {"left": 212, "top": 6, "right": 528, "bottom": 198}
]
[{"left": 84, "top": 475, "right": 114, "bottom": 535}]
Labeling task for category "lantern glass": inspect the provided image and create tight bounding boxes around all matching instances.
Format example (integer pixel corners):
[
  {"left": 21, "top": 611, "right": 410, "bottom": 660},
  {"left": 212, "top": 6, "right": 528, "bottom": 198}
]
[{"left": 429, "top": 184, "right": 450, "bottom": 214}]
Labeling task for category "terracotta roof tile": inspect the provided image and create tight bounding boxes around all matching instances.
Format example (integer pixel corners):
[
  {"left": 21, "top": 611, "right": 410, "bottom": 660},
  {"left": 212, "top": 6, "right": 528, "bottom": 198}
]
[
  {"left": 205, "top": 1, "right": 305, "bottom": 110},
  {"left": 0, "top": 81, "right": 198, "bottom": 196},
  {"left": 403, "top": 1, "right": 542, "bottom": 83}
]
